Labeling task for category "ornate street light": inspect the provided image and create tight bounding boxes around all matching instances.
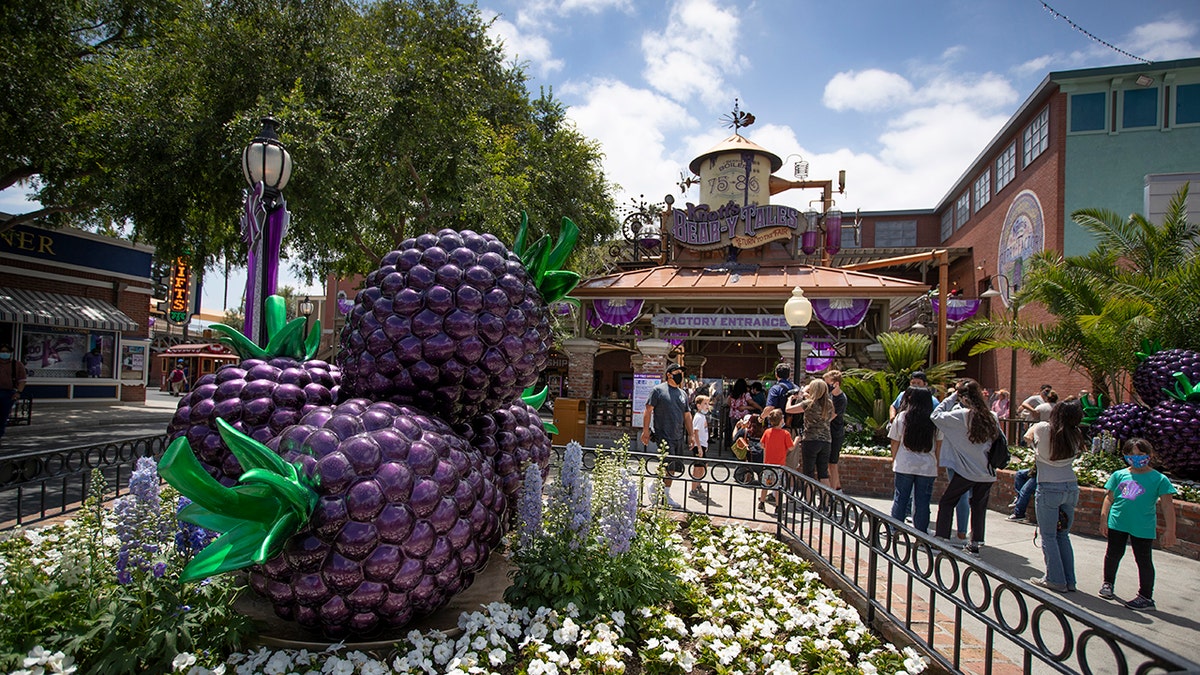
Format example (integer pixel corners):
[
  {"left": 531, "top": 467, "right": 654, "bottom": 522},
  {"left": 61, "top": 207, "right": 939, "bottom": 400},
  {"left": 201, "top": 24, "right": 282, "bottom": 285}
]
[
  {"left": 298, "top": 295, "right": 315, "bottom": 340},
  {"left": 982, "top": 269, "right": 1020, "bottom": 414},
  {"left": 784, "top": 286, "right": 814, "bottom": 375},
  {"left": 241, "top": 117, "right": 293, "bottom": 347}
]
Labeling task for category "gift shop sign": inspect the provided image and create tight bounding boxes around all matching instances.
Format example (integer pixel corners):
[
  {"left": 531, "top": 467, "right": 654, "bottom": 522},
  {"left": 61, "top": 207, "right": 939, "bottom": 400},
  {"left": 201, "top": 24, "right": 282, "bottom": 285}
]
[
  {"left": 652, "top": 313, "right": 791, "bottom": 331},
  {"left": 669, "top": 202, "right": 801, "bottom": 250},
  {"left": 167, "top": 257, "right": 192, "bottom": 325}
]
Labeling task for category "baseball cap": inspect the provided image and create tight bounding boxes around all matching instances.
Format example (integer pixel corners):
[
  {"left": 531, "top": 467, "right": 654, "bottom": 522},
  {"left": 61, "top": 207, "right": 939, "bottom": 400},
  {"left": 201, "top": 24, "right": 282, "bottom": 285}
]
[{"left": 666, "top": 363, "right": 685, "bottom": 374}]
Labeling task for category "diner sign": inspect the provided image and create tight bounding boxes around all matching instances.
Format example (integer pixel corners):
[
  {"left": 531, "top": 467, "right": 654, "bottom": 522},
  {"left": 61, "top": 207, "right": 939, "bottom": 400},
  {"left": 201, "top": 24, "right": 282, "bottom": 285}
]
[
  {"left": 669, "top": 202, "right": 801, "bottom": 250},
  {"left": 652, "top": 313, "right": 791, "bottom": 331}
]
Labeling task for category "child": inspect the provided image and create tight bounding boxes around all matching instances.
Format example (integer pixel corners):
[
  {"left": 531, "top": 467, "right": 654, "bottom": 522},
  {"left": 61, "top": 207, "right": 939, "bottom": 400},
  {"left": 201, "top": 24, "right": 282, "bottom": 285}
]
[
  {"left": 1099, "top": 437, "right": 1178, "bottom": 610},
  {"left": 758, "top": 409, "right": 792, "bottom": 511},
  {"left": 689, "top": 395, "right": 711, "bottom": 500}
]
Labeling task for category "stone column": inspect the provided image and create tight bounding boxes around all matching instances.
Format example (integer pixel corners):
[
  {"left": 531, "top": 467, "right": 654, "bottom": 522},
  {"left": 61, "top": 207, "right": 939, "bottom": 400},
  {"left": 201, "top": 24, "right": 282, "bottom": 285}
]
[
  {"left": 683, "top": 354, "right": 707, "bottom": 379},
  {"left": 629, "top": 352, "right": 646, "bottom": 375},
  {"left": 636, "top": 338, "right": 673, "bottom": 377},
  {"left": 562, "top": 337, "right": 600, "bottom": 399}
]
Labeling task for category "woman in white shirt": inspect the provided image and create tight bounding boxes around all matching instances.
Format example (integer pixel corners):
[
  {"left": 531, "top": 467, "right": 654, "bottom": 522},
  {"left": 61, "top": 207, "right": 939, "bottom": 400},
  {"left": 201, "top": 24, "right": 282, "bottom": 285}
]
[
  {"left": 888, "top": 387, "right": 941, "bottom": 532},
  {"left": 1023, "top": 398, "right": 1085, "bottom": 592},
  {"left": 931, "top": 378, "right": 1002, "bottom": 555}
]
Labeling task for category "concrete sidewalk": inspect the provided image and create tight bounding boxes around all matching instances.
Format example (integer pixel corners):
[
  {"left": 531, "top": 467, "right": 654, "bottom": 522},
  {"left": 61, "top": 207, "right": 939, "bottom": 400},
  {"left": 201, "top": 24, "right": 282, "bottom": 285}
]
[{"left": 1, "top": 388, "right": 180, "bottom": 453}]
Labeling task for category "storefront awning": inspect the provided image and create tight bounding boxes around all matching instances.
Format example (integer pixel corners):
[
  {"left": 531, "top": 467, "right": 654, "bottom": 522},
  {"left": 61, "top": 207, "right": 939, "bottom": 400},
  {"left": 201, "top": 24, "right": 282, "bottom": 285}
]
[{"left": 0, "top": 287, "right": 138, "bottom": 332}]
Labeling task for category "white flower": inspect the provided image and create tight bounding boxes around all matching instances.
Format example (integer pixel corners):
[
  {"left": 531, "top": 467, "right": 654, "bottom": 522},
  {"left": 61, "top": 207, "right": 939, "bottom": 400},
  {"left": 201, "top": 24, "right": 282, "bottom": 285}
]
[
  {"left": 487, "top": 648, "right": 507, "bottom": 666},
  {"left": 173, "top": 653, "right": 198, "bottom": 671},
  {"left": 552, "top": 617, "right": 579, "bottom": 644}
]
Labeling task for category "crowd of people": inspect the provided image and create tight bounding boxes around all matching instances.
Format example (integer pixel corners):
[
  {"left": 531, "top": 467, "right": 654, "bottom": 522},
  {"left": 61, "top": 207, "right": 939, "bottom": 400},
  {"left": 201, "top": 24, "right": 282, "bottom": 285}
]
[{"left": 640, "top": 360, "right": 1179, "bottom": 613}]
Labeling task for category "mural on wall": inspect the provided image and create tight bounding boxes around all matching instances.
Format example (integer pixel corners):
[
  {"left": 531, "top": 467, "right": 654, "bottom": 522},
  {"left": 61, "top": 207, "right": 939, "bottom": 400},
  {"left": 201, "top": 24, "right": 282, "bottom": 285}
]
[{"left": 996, "top": 189, "right": 1045, "bottom": 307}]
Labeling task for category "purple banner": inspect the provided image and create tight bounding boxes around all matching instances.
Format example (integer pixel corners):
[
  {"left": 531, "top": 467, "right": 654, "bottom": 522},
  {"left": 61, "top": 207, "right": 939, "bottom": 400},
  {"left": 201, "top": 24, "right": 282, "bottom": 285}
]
[
  {"left": 812, "top": 298, "right": 871, "bottom": 329},
  {"left": 807, "top": 340, "right": 836, "bottom": 373},
  {"left": 587, "top": 299, "right": 644, "bottom": 328},
  {"left": 931, "top": 298, "right": 981, "bottom": 323}
]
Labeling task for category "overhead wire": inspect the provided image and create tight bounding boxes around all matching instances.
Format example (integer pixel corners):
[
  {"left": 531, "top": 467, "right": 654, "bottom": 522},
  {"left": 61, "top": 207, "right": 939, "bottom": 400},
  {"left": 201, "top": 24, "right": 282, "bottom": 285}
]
[{"left": 1038, "top": 1, "right": 1153, "bottom": 65}]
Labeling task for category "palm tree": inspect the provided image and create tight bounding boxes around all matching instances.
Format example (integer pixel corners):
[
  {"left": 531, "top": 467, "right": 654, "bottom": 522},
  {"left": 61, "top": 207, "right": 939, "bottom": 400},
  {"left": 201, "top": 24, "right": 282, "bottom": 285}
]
[{"left": 951, "top": 184, "right": 1200, "bottom": 404}]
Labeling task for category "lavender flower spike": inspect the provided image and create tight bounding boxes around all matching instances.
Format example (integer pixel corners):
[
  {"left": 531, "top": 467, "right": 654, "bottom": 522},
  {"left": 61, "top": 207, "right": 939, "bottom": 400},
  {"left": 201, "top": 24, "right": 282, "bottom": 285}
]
[
  {"left": 599, "top": 470, "right": 638, "bottom": 556},
  {"left": 516, "top": 463, "right": 545, "bottom": 548}
]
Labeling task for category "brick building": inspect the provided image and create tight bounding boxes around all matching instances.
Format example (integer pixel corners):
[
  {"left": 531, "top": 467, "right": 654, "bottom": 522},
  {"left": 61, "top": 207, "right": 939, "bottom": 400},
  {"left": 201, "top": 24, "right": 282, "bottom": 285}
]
[{"left": 0, "top": 223, "right": 154, "bottom": 402}]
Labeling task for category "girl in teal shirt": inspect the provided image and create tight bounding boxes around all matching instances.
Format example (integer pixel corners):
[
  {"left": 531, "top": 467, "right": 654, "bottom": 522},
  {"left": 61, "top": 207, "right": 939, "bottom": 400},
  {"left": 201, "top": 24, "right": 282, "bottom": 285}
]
[{"left": 1099, "top": 438, "right": 1178, "bottom": 611}]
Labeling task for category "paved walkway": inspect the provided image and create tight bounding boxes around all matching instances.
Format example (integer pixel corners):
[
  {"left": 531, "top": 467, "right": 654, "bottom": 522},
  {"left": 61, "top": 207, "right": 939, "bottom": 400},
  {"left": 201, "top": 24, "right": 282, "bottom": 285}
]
[{"left": 1, "top": 388, "right": 179, "bottom": 453}]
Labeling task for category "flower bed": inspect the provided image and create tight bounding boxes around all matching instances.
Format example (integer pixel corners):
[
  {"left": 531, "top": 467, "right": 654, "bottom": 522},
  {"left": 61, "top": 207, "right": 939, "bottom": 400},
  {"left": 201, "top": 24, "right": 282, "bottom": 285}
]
[{"left": 1, "top": 447, "right": 929, "bottom": 674}]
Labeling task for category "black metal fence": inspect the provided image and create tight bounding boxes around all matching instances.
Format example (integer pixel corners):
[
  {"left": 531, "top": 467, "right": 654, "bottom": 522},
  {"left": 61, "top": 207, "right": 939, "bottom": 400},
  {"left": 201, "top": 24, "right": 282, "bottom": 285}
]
[
  {"left": 0, "top": 434, "right": 170, "bottom": 528},
  {"left": 554, "top": 443, "right": 1200, "bottom": 675}
]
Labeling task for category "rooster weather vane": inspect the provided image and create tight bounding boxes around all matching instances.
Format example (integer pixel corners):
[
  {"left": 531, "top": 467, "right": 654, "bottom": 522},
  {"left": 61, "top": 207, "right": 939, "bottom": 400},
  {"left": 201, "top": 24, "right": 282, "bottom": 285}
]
[{"left": 721, "top": 98, "right": 756, "bottom": 133}]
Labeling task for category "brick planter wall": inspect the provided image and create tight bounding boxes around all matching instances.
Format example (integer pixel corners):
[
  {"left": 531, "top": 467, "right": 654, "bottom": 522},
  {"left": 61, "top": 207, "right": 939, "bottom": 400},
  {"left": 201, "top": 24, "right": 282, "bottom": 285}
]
[{"left": 838, "top": 454, "right": 1200, "bottom": 560}]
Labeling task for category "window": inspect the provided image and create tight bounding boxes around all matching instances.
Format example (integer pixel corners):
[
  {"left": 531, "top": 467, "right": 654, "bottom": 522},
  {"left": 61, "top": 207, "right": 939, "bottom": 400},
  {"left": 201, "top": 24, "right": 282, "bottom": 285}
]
[
  {"left": 1123, "top": 88, "right": 1158, "bottom": 128},
  {"left": 1175, "top": 83, "right": 1200, "bottom": 125},
  {"left": 973, "top": 172, "right": 991, "bottom": 211},
  {"left": 995, "top": 143, "right": 1016, "bottom": 192},
  {"left": 874, "top": 220, "right": 916, "bottom": 247},
  {"left": 840, "top": 225, "right": 859, "bottom": 250},
  {"left": 1070, "top": 92, "right": 1106, "bottom": 132},
  {"left": 940, "top": 211, "right": 953, "bottom": 242},
  {"left": 1023, "top": 108, "right": 1049, "bottom": 166},
  {"left": 955, "top": 193, "right": 970, "bottom": 229}
]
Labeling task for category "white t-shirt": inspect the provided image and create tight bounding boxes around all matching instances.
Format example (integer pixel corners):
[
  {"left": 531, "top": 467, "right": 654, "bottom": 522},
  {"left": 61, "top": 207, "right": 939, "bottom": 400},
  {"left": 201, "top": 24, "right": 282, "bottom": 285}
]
[
  {"left": 693, "top": 411, "right": 709, "bottom": 449},
  {"left": 888, "top": 410, "right": 940, "bottom": 477},
  {"left": 1034, "top": 401, "right": 1055, "bottom": 421},
  {"left": 1020, "top": 394, "right": 1045, "bottom": 418}
]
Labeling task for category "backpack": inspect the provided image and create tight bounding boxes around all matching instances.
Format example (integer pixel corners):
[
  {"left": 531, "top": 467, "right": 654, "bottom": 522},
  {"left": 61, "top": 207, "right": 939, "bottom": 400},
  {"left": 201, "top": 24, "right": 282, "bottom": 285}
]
[{"left": 988, "top": 431, "right": 1010, "bottom": 474}]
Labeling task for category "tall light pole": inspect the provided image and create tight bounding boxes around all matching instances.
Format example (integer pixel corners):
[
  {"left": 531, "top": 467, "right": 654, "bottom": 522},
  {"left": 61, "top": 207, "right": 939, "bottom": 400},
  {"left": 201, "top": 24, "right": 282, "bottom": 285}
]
[
  {"left": 298, "top": 295, "right": 315, "bottom": 342},
  {"left": 981, "top": 273, "right": 1019, "bottom": 411},
  {"left": 784, "top": 287, "right": 814, "bottom": 377},
  {"left": 241, "top": 117, "right": 294, "bottom": 347}
]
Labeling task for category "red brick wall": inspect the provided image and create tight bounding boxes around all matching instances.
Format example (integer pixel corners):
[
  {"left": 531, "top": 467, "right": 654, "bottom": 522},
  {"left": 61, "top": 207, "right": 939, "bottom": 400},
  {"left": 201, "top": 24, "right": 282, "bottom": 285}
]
[
  {"left": 838, "top": 454, "right": 1200, "bottom": 559},
  {"left": 1, "top": 257, "right": 152, "bottom": 339}
]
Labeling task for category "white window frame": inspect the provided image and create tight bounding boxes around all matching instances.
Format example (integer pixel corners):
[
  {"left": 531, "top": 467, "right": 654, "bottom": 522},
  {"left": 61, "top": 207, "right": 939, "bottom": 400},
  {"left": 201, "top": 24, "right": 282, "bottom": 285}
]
[
  {"left": 1023, "top": 107, "right": 1049, "bottom": 166},
  {"left": 1173, "top": 80, "right": 1200, "bottom": 128},
  {"left": 1067, "top": 90, "right": 1108, "bottom": 135},
  {"left": 955, "top": 193, "right": 970, "bottom": 230},
  {"left": 973, "top": 171, "right": 991, "bottom": 212},
  {"left": 995, "top": 143, "right": 1016, "bottom": 192}
]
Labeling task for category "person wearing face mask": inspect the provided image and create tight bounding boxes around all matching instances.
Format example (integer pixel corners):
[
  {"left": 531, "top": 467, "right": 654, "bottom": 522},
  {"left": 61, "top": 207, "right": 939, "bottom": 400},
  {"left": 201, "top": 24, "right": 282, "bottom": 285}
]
[
  {"left": 641, "top": 362, "right": 697, "bottom": 509},
  {"left": 0, "top": 343, "right": 29, "bottom": 446},
  {"left": 1099, "top": 437, "right": 1178, "bottom": 611}
]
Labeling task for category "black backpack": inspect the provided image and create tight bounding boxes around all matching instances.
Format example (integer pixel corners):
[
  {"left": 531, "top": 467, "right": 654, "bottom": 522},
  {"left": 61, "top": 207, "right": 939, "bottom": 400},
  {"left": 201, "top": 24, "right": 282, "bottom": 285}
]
[{"left": 988, "top": 431, "right": 1010, "bottom": 474}]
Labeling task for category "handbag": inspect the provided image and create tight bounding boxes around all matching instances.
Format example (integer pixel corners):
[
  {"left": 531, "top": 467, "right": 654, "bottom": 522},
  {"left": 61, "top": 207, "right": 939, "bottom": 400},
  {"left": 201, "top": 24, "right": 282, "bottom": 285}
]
[{"left": 732, "top": 436, "right": 750, "bottom": 461}]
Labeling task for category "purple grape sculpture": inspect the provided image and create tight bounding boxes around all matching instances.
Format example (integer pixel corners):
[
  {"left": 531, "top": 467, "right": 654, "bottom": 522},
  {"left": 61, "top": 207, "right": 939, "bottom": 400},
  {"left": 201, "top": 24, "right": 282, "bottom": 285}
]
[
  {"left": 1133, "top": 341, "right": 1200, "bottom": 407},
  {"left": 336, "top": 216, "right": 578, "bottom": 425},
  {"left": 167, "top": 295, "right": 340, "bottom": 485},
  {"left": 158, "top": 215, "right": 580, "bottom": 637},
  {"left": 1091, "top": 402, "right": 1149, "bottom": 444},
  {"left": 1145, "top": 373, "right": 1200, "bottom": 479}
]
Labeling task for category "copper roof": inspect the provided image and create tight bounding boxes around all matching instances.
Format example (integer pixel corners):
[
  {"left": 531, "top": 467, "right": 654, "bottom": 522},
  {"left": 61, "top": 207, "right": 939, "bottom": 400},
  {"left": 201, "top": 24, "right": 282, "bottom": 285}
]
[
  {"left": 573, "top": 263, "right": 928, "bottom": 301},
  {"left": 688, "top": 133, "right": 783, "bottom": 174}
]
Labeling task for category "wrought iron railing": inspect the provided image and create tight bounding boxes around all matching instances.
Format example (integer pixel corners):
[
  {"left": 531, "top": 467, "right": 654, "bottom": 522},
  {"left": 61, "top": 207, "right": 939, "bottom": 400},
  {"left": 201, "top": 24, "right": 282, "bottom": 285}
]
[
  {"left": 554, "top": 444, "right": 1200, "bottom": 675},
  {"left": 0, "top": 434, "right": 170, "bottom": 529}
]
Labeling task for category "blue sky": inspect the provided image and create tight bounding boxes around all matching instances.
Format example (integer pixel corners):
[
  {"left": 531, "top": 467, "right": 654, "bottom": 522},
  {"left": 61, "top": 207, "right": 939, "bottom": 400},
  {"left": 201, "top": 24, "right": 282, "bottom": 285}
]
[{"left": 4, "top": 0, "right": 1200, "bottom": 312}]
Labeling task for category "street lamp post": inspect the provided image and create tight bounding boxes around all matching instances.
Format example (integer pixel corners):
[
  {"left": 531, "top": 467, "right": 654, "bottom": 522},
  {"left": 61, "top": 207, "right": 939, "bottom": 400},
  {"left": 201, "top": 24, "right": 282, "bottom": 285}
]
[
  {"left": 298, "top": 295, "right": 315, "bottom": 341},
  {"left": 241, "top": 117, "right": 294, "bottom": 347},
  {"left": 784, "top": 287, "right": 814, "bottom": 377},
  {"left": 981, "top": 274, "right": 1020, "bottom": 410}
]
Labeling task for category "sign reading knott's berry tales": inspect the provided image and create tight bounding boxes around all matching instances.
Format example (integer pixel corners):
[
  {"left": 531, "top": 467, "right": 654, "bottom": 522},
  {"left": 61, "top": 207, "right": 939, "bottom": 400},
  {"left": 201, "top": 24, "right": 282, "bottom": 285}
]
[{"left": 669, "top": 201, "right": 802, "bottom": 251}]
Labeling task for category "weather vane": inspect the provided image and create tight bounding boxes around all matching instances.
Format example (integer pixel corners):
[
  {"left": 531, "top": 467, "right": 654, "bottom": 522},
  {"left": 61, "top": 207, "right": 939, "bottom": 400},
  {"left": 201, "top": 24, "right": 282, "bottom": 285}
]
[
  {"left": 678, "top": 171, "right": 699, "bottom": 194},
  {"left": 720, "top": 98, "right": 756, "bottom": 133}
]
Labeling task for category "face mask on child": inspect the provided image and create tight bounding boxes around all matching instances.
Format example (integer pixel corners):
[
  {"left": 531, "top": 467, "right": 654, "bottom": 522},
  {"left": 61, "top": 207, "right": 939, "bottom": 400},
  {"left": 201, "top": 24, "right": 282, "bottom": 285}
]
[
  {"left": 1123, "top": 454, "right": 1151, "bottom": 469},
  {"left": 0, "top": 352, "right": 11, "bottom": 361}
]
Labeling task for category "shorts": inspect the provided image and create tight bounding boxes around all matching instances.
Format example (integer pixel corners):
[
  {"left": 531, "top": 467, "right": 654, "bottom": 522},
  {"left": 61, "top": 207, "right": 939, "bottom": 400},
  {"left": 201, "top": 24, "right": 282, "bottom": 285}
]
[
  {"left": 653, "top": 434, "right": 689, "bottom": 476},
  {"left": 829, "top": 427, "right": 845, "bottom": 464}
]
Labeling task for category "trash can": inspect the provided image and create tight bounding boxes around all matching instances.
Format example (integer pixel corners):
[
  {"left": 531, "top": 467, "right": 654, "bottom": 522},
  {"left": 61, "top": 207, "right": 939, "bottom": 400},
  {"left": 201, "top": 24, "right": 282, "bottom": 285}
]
[{"left": 552, "top": 398, "right": 587, "bottom": 446}]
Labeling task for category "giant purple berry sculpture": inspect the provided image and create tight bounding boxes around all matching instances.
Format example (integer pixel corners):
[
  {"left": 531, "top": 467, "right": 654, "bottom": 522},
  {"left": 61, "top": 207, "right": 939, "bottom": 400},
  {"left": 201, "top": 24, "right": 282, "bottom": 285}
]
[
  {"left": 1133, "top": 342, "right": 1200, "bottom": 407},
  {"left": 1145, "top": 373, "right": 1200, "bottom": 479},
  {"left": 1092, "top": 402, "right": 1149, "bottom": 444},
  {"left": 336, "top": 217, "right": 579, "bottom": 425},
  {"left": 168, "top": 296, "right": 340, "bottom": 485},
  {"left": 460, "top": 399, "right": 553, "bottom": 517},
  {"left": 161, "top": 400, "right": 507, "bottom": 638}
]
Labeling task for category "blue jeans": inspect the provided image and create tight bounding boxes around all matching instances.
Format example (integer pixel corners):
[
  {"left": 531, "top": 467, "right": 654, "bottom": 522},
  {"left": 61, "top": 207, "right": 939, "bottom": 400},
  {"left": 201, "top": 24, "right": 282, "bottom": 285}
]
[
  {"left": 1012, "top": 469, "right": 1037, "bottom": 517},
  {"left": 1035, "top": 481, "right": 1079, "bottom": 588},
  {"left": 892, "top": 473, "right": 936, "bottom": 532},
  {"left": 945, "top": 468, "right": 970, "bottom": 536}
]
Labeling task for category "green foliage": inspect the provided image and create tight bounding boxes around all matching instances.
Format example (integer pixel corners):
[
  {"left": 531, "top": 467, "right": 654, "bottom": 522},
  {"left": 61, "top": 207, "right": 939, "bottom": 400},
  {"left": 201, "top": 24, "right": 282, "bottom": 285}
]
[
  {"left": 505, "top": 439, "right": 688, "bottom": 621},
  {"left": 0, "top": 471, "right": 255, "bottom": 672}
]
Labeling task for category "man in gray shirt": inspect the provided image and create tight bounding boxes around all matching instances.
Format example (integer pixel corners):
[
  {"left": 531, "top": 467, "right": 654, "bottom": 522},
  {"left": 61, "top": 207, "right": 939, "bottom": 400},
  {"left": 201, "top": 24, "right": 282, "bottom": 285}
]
[{"left": 641, "top": 362, "right": 698, "bottom": 507}]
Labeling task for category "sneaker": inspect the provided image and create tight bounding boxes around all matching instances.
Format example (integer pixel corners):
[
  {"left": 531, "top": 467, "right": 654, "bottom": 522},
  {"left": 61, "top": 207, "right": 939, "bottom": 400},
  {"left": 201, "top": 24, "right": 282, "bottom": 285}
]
[
  {"left": 961, "top": 541, "right": 981, "bottom": 556},
  {"left": 1007, "top": 513, "right": 1028, "bottom": 522},
  {"left": 1029, "top": 577, "right": 1069, "bottom": 593},
  {"left": 1126, "top": 595, "right": 1156, "bottom": 611},
  {"left": 689, "top": 487, "right": 707, "bottom": 500},
  {"left": 1008, "top": 500, "right": 1018, "bottom": 508},
  {"left": 666, "top": 496, "right": 682, "bottom": 509},
  {"left": 1098, "top": 582, "right": 1115, "bottom": 599},
  {"left": 758, "top": 501, "right": 767, "bottom": 512},
  {"left": 765, "top": 493, "right": 777, "bottom": 504}
]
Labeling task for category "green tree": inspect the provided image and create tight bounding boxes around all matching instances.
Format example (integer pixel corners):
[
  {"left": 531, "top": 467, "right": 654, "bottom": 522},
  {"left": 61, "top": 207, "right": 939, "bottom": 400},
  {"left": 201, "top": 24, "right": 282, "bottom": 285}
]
[
  {"left": 950, "top": 184, "right": 1200, "bottom": 403},
  {"left": 2, "top": 0, "right": 617, "bottom": 281}
]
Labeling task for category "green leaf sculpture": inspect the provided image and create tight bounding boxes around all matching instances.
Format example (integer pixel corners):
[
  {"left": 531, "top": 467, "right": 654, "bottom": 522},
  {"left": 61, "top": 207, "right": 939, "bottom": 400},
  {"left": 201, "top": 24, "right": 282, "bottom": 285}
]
[
  {"left": 209, "top": 294, "right": 323, "bottom": 361},
  {"left": 522, "top": 385, "right": 558, "bottom": 435},
  {"left": 1166, "top": 372, "right": 1200, "bottom": 403},
  {"left": 158, "top": 418, "right": 318, "bottom": 582},
  {"left": 513, "top": 213, "right": 582, "bottom": 305},
  {"left": 1080, "top": 392, "right": 1105, "bottom": 426}
]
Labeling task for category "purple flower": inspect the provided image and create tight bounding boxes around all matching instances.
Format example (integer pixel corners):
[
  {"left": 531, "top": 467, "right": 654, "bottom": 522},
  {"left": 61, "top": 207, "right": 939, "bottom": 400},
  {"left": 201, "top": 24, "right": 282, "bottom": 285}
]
[
  {"left": 153, "top": 562, "right": 167, "bottom": 578},
  {"left": 116, "top": 569, "right": 133, "bottom": 585},
  {"left": 516, "top": 463, "right": 544, "bottom": 548},
  {"left": 553, "top": 442, "right": 593, "bottom": 549},
  {"left": 598, "top": 471, "right": 638, "bottom": 556}
]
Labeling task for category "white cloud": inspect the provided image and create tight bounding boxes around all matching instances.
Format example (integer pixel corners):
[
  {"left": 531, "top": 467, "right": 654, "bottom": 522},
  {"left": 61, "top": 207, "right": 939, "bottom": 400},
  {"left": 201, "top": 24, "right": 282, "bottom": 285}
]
[
  {"left": 561, "top": 79, "right": 698, "bottom": 201},
  {"left": 1125, "top": 18, "right": 1200, "bottom": 61},
  {"left": 823, "top": 70, "right": 915, "bottom": 112},
  {"left": 484, "top": 12, "right": 564, "bottom": 75},
  {"left": 641, "top": 0, "right": 745, "bottom": 107},
  {"left": 914, "top": 73, "right": 1018, "bottom": 109}
]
